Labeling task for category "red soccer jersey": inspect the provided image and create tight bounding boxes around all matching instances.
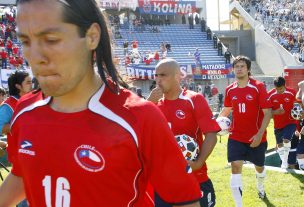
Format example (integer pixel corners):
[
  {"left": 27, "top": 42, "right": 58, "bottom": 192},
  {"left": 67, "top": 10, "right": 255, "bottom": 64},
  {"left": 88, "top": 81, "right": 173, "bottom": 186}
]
[
  {"left": 2, "top": 96, "right": 18, "bottom": 112},
  {"left": 268, "top": 87, "right": 296, "bottom": 129},
  {"left": 8, "top": 85, "right": 201, "bottom": 207},
  {"left": 157, "top": 89, "right": 220, "bottom": 183},
  {"left": 0, "top": 51, "right": 8, "bottom": 59},
  {"left": 224, "top": 78, "right": 272, "bottom": 143}
]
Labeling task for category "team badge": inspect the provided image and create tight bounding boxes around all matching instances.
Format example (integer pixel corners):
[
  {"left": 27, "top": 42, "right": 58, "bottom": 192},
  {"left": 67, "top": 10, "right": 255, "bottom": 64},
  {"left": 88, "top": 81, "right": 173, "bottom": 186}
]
[
  {"left": 176, "top": 110, "right": 186, "bottom": 119},
  {"left": 74, "top": 145, "right": 105, "bottom": 172},
  {"left": 246, "top": 94, "right": 253, "bottom": 101}
]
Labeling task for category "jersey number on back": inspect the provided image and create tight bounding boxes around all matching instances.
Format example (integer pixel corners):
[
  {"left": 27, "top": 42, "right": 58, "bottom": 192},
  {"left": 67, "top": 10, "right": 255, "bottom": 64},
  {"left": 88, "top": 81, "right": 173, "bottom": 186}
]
[
  {"left": 238, "top": 103, "right": 246, "bottom": 113},
  {"left": 42, "top": 176, "right": 71, "bottom": 207}
]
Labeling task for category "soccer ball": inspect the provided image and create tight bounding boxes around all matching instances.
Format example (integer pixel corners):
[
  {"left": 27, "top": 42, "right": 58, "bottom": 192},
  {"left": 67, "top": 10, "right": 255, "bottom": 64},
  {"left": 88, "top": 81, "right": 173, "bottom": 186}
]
[
  {"left": 291, "top": 103, "right": 303, "bottom": 120},
  {"left": 175, "top": 134, "right": 199, "bottom": 161},
  {"left": 216, "top": 116, "right": 231, "bottom": 136}
]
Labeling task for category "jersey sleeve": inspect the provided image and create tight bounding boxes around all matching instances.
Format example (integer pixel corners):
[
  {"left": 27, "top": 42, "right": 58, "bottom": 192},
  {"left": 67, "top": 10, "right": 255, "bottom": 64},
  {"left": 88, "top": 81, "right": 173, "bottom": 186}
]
[
  {"left": 192, "top": 94, "right": 221, "bottom": 133},
  {"left": 140, "top": 103, "right": 201, "bottom": 205},
  {"left": 258, "top": 84, "right": 272, "bottom": 109},
  {"left": 7, "top": 119, "right": 22, "bottom": 177},
  {"left": 224, "top": 87, "right": 232, "bottom": 107}
]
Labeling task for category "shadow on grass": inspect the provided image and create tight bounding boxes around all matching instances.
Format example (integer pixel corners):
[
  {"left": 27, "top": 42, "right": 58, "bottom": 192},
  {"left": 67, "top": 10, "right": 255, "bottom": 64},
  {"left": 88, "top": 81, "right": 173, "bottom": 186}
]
[
  {"left": 289, "top": 172, "right": 304, "bottom": 190},
  {"left": 261, "top": 196, "right": 276, "bottom": 207}
]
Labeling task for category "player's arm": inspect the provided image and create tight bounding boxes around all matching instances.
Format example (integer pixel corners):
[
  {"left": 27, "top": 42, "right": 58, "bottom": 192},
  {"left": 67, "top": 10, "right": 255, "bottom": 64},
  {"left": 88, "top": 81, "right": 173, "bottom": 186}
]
[
  {"left": 296, "top": 81, "right": 303, "bottom": 101},
  {"left": 189, "top": 94, "right": 220, "bottom": 171},
  {"left": 219, "top": 106, "right": 232, "bottom": 117},
  {"left": 189, "top": 132, "right": 217, "bottom": 171},
  {"left": 0, "top": 173, "right": 26, "bottom": 207},
  {"left": 249, "top": 108, "right": 272, "bottom": 148}
]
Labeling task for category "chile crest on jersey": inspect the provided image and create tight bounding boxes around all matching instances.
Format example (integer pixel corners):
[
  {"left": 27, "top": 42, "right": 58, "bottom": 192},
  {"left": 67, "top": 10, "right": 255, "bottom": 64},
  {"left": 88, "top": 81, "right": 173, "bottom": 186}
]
[{"left": 74, "top": 145, "right": 105, "bottom": 172}]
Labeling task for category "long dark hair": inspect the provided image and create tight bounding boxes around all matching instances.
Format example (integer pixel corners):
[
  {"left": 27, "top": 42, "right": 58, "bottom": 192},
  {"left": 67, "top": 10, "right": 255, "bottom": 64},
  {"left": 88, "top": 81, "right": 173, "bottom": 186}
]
[{"left": 16, "top": 0, "right": 127, "bottom": 93}]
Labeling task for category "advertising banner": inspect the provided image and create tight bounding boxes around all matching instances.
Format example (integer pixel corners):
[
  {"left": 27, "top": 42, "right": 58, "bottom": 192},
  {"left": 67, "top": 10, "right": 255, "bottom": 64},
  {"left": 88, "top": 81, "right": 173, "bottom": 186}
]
[
  {"left": 126, "top": 64, "right": 191, "bottom": 80},
  {"left": 96, "top": 0, "right": 138, "bottom": 10},
  {"left": 138, "top": 0, "right": 196, "bottom": 15},
  {"left": 192, "top": 63, "right": 235, "bottom": 80}
]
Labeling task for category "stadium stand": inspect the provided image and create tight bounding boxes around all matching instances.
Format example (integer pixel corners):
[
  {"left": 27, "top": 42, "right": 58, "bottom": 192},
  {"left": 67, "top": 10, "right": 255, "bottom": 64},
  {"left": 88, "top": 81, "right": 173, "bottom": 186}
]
[
  {"left": 238, "top": 0, "right": 304, "bottom": 63},
  {"left": 112, "top": 23, "right": 226, "bottom": 68}
]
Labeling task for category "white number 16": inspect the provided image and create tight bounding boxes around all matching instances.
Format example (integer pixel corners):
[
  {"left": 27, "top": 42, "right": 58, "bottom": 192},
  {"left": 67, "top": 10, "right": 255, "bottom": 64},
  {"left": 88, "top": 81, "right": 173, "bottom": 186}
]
[{"left": 42, "top": 175, "right": 70, "bottom": 207}]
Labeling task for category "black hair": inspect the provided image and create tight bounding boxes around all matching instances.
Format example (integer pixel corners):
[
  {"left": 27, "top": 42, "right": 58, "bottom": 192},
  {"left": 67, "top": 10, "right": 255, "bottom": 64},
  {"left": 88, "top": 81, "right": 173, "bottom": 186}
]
[
  {"left": 7, "top": 70, "right": 30, "bottom": 96},
  {"left": 274, "top": 76, "right": 286, "bottom": 87},
  {"left": 0, "top": 87, "right": 6, "bottom": 96},
  {"left": 16, "top": 0, "right": 127, "bottom": 93},
  {"left": 232, "top": 55, "right": 251, "bottom": 76}
]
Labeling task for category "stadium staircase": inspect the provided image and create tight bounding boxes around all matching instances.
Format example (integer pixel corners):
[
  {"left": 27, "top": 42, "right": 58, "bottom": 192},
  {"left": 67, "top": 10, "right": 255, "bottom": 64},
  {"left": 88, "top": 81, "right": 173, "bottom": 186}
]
[{"left": 113, "top": 24, "right": 226, "bottom": 68}]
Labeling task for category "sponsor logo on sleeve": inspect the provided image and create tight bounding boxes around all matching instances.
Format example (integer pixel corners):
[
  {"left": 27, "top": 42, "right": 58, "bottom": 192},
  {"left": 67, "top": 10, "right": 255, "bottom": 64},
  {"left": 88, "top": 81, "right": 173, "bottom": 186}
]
[{"left": 18, "top": 140, "right": 35, "bottom": 156}]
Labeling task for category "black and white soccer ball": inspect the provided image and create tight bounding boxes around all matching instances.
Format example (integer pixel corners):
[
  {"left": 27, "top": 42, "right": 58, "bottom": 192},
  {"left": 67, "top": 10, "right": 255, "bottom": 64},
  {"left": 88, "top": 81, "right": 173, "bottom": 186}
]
[
  {"left": 216, "top": 116, "right": 231, "bottom": 136},
  {"left": 175, "top": 134, "right": 199, "bottom": 161},
  {"left": 291, "top": 103, "right": 303, "bottom": 120}
]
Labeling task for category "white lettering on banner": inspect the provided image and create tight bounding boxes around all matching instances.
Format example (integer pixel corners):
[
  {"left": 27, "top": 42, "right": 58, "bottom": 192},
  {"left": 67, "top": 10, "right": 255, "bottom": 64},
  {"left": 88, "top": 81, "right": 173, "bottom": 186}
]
[
  {"left": 153, "top": 2, "right": 193, "bottom": 14},
  {"left": 207, "top": 70, "right": 222, "bottom": 75},
  {"left": 206, "top": 75, "right": 227, "bottom": 79},
  {"left": 202, "top": 64, "right": 226, "bottom": 70},
  {"left": 126, "top": 67, "right": 154, "bottom": 80},
  {"left": 180, "top": 65, "right": 187, "bottom": 78}
]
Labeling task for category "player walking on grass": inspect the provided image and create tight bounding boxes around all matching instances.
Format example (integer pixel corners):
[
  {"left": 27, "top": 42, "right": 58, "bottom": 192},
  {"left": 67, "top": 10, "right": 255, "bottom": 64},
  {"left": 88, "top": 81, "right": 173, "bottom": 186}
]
[
  {"left": 0, "top": 1, "right": 201, "bottom": 206},
  {"left": 148, "top": 58, "right": 220, "bottom": 207},
  {"left": 219, "top": 56, "right": 272, "bottom": 206},
  {"left": 268, "top": 76, "right": 297, "bottom": 169}
]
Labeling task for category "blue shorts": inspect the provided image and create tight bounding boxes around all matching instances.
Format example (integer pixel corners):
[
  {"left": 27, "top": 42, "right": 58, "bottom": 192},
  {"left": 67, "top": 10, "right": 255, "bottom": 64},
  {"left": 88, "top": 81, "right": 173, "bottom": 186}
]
[
  {"left": 274, "top": 124, "right": 297, "bottom": 144},
  {"left": 228, "top": 139, "right": 267, "bottom": 167},
  {"left": 154, "top": 179, "right": 215, "bottom": 207},
  {"left": 288, "top": 135, "right": 299, "bottom": 165}
]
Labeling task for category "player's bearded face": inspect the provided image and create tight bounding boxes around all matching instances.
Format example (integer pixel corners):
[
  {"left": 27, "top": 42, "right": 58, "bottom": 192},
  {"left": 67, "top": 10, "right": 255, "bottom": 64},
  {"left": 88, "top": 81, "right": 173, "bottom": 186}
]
[{"left": 16, "top": 1, "right": 93, "bottom": 97}]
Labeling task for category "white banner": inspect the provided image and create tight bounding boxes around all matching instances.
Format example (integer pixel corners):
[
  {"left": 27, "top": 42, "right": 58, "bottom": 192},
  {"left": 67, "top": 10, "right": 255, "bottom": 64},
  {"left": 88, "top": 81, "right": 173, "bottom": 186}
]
[{"left": 96, "top": 0, "right": 138, "bottom": 10}]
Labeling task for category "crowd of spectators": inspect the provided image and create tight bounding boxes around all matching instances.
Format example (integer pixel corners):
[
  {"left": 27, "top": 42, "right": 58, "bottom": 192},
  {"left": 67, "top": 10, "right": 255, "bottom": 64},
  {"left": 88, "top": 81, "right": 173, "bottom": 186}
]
[
  {"left": 0, "top": 7, "right": 25, "bottom": 70},
  {"left": 238, "top": 0, "right": 304, "bottom": 62}
]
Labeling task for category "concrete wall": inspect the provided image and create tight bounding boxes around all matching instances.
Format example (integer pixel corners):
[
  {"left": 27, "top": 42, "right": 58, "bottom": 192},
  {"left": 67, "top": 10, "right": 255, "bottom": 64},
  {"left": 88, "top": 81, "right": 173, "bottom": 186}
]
[
  {"left": 215, "top": 30, "right": 255, "bottom": 60},
  {"left": 254, "top": 25, "right": 301, "bottom": 76}
]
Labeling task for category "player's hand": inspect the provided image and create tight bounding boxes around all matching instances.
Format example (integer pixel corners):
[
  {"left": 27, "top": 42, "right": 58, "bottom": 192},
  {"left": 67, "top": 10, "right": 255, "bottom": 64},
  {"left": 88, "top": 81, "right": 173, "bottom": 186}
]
[
  {"left": 295, "top": 130, "right": 300, "bottom": 137},
  {"left": 0, "top": 141, "right": 7, "bottom": 149},
  {"left": 300, "top": 126, "right": 304, "bottom": 135},
  {"left": 300, "top": 111, "right": 304, "bottom": 120},
  {"left": 147, "top": 87, "right": 163, "bottom": 103},
  {"left": 272, "top": 107, "right": 285, "bottom": 115},
  {"left": 187, "top": 160, "right": 204, "bottom": 171},
  {"left": 249, "top": 133, "right": 262, "bottom": 148},
  {"left": 274, "top": 108, "right": 285, "bottom": 115}
]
